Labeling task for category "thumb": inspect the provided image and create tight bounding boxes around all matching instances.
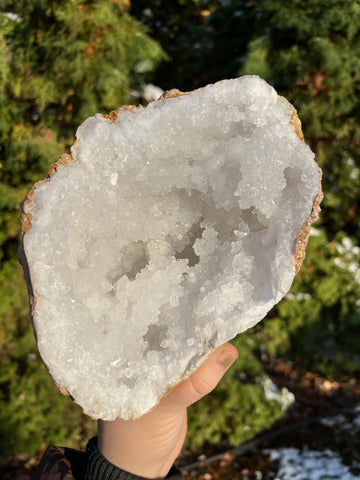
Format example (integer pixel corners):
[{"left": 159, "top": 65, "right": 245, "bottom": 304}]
[{"left": 164, "top": 343, "right": 238, "bottom": 410}]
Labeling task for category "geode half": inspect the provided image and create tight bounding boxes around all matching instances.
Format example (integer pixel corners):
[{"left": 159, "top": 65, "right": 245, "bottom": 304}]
[{"left": 20, "top": 76, "right": 322, "bottom": 420}]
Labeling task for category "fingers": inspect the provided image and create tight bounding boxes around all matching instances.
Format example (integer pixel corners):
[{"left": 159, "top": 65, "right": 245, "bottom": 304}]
[{"left": 163, "top": 343, "right": 238, "bottom": 411}]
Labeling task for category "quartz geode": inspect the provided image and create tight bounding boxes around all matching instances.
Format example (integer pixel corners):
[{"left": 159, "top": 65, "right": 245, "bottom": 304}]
[{"left": 20, "top": 76, "right": 322, "bottom": 420}]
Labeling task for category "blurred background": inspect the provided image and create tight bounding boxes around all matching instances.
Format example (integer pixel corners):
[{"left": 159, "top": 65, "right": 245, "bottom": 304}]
[{"left": 0, "top": 0, "right": 359, "bottom": 477}]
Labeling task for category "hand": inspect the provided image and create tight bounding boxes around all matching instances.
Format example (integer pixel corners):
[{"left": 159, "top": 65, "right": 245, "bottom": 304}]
[{"left": 97, "top": 343, "right": 238, "bottom": 479}]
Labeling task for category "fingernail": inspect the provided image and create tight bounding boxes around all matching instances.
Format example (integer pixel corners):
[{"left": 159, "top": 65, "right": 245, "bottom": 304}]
[{"left": 217, "top": 354, "right": 235, "bottom": 368}]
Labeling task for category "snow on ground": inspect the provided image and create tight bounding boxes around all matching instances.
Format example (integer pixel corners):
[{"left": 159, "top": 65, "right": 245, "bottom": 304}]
[
  {"left": 265, "top": 412, "right": 360, "bottom": 480},
  {"left": 265, "top": 447, "right": 360, "bottom": 480}
]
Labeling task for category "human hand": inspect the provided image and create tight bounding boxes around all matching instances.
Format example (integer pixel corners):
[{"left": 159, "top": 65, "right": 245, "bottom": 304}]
[{"left": 97, "top": 343, "right": 238, "bottom": 479}]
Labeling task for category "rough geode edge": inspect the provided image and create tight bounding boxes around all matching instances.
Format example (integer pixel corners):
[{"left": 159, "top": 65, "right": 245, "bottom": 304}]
[{"left": 18, "top": 83, "right": 323, "bottom": 415}]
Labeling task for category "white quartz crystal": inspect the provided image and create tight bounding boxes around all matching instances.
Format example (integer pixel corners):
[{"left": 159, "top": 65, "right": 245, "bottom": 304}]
[{"left": 22, "top": 76, "right": 321, "bottom": 420}]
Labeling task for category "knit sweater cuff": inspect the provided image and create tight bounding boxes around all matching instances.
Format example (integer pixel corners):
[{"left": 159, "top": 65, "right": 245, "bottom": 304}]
[{"left": 85, "top": 437, "right": 184, "bottom": 480}]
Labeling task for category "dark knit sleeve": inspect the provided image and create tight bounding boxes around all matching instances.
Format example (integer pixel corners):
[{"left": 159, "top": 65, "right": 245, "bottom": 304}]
[
  {"left": 32, "top": 445, "right": 87, "bottom": 480},
  {"left": 85, "top": 437, "right": 184, "bottom": 480}
]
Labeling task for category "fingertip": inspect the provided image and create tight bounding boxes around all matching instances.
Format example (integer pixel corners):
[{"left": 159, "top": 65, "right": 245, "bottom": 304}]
[{"left": 215, "top": 343, "right": 238, "bottom": 369}]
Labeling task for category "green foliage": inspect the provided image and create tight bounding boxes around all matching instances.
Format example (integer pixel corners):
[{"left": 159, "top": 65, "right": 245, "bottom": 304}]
[
  {"left": 1, "top": 0, "right": 165, "bottom": 131},
  {"left": 130, "top": 0, "right": 258, "bottom": 90},
  {"left": 262, "top": 231, "right": 360, "bottom": 376}
]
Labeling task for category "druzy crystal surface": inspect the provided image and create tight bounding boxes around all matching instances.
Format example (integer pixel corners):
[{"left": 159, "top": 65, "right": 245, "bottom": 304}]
[{"left": 22, "top": 76, "right": 321, "bottom": 419}]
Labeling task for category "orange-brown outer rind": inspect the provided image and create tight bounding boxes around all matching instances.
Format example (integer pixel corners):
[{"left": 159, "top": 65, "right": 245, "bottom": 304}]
[{"left": 289, "top": 106, "right": 323, "bottom": 274}]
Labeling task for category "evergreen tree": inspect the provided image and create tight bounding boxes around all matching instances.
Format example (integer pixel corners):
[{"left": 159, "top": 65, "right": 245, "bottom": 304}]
[
  {"left": 0, "top": 0, "right": 166, "bottom": 458},
  {"left": 130, "top": 0, "right": 258, "bottom": 91}
]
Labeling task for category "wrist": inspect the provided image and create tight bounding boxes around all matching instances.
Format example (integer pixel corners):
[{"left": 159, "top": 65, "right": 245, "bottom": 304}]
[
  {"left": 97, "top": 418, "right": 171, "bottom": 479},
  {"left": 87, "top": 436, "right": 183, "bottom": 480}
]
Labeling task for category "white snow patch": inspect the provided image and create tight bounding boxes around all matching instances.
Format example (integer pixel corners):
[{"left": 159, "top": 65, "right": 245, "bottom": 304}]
[
  {"left": 261, "top": 377, "right": 295, "bottom": 410},
  {"left": 142, "top": 84, "right": 164, "bottom": 102},
  {"left": 266, "top": 447, "right": 360, "bottom": 480}
]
